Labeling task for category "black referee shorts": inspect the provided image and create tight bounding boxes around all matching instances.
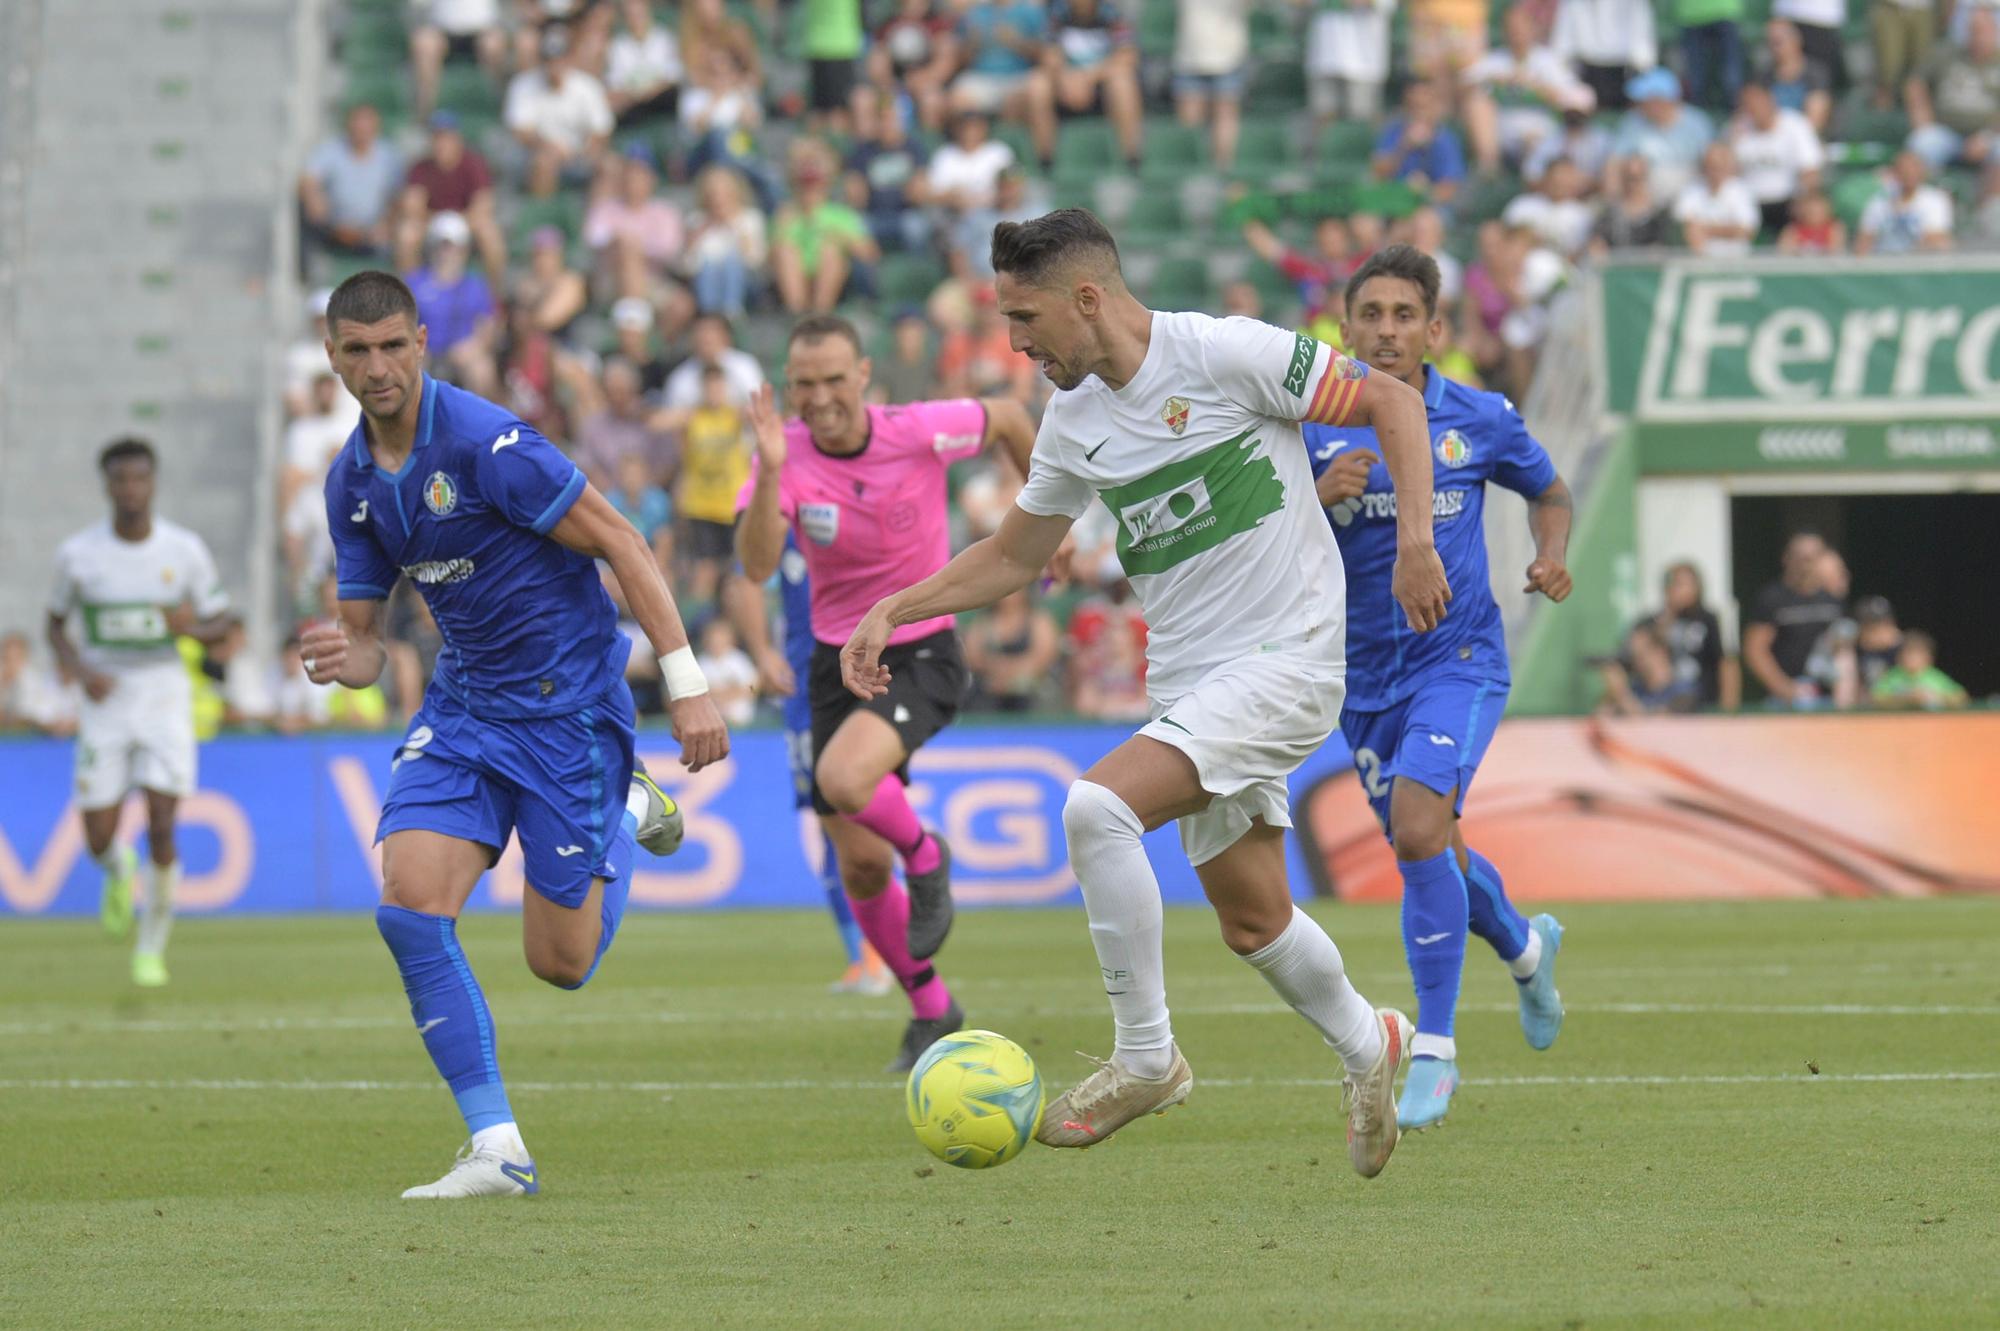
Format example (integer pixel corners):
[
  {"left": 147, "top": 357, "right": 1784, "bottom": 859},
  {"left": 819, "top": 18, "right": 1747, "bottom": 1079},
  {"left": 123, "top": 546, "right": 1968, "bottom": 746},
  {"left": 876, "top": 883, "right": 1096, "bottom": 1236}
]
[{"left": 807, "top": 627, "right": 968, "bottom": 814}]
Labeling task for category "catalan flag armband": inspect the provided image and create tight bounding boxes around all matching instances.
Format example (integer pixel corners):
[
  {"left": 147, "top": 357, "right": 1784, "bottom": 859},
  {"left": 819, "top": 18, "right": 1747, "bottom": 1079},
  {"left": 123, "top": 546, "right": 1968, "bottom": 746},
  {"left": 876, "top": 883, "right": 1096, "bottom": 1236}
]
[{"left": 1303, "top": 348, "right": 1369, "bottom": 428}]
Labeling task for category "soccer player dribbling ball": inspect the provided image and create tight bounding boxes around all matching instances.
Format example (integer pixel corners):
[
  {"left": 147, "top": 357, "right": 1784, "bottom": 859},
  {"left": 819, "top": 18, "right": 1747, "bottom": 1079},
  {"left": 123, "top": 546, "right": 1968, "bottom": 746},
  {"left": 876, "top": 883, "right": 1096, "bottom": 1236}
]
[
  {"left": 736, "top": 315, "right": 1039, "bottom": 1072},
  {"left": 1305, "top": 244, "right": 1571, "bottom": 1131},
  {"left": 843, "top": 210, "right": 1452, "bottom": 1177},
  {"left": 304, "top": 271, "right": 728, "bottom": 1198}
]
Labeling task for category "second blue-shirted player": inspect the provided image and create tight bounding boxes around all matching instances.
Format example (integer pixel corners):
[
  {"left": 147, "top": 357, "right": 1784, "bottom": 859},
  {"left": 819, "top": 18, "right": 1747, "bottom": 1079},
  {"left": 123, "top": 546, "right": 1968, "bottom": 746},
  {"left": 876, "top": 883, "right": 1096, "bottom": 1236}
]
[
  {"left": 301, "top": 272, "right": 729, "bottom": 1198},
  {"left": 1303, "top": 245, "right": 1572, "bottom": 1131}
]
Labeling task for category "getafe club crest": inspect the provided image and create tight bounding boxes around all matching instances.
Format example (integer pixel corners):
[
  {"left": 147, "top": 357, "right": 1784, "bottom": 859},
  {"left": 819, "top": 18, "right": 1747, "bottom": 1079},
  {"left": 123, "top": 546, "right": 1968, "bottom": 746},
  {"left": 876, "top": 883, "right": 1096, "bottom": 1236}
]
[
  {"left": 1435, "top": 429, "right": 1472, "bottom": 468},
  {"left": 424, "top": 471, "right": 458, "bottom": 515},
  {"left": 1160, "top": 396, "right": 1191, "bottom": 436}
]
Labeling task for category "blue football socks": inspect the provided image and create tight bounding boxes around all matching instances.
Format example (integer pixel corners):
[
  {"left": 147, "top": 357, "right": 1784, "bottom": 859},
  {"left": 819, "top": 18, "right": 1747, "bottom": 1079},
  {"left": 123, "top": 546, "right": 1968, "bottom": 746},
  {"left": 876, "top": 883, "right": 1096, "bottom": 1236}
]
[
  {"left": 376, "top": 904, "right": 515, "bottom": 1134},
  {"left": 820, "top": 830, "right": 863, "bottom": 965},
  {"left": 1398, "top": 850, "right": 1470, "bottom": 1053},
  {"left": 1464, "top": 847, "right": 1532, "bottom": 965}
]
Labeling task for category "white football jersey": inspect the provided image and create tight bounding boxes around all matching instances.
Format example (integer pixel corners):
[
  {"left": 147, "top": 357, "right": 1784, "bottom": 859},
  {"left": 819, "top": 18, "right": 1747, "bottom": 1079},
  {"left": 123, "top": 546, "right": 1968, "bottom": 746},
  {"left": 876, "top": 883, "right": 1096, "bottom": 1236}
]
[
  {"left": 48, "top": 519, "right": 229, "bottom": 676},
  {"left": 1017, "top": 311, "right": 1369, "bottom": 701}
]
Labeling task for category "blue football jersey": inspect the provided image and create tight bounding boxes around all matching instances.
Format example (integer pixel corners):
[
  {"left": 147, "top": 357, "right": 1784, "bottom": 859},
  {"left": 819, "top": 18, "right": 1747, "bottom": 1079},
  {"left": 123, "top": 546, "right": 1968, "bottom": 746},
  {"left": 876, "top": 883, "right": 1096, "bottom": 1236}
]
[
  {"left": 325, "top": 376, "right": 629, "bottom": 719},
  {"left": 1304, "top": 368, "right": 1557, "bottom": 711},
  {"left": 776, "top": 531, "right": 815, "bottom": 732}
]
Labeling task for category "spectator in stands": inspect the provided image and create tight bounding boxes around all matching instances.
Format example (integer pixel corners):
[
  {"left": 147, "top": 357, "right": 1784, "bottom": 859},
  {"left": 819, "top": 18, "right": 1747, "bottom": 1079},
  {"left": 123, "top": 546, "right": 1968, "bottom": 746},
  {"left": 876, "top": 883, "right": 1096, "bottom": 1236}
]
[
  {"left": 1857, "top": 149, "right": 1958, "bottom": 252},
  {"left": 680, "top": 27, "right": 776, "bottom": 208},
  {"left": 951, "top": 165, "right": 1041, "bottom": 280},
  {"left": 1242, "top": 214, "right": 1357, "bottom": 327},
  {"left": 1847, "top": 595, "right": 1904, "bottom": 695},
  {"left": 1496, "top": 226, "right": 1567, "bottom": 393},
  {"left": 1778, "top": 186, "right": 1849, "bottom": 251},
  {"left": 513, "top": 225, "right": 589, "bottom": 340},
  {"left": 281, "top": 369, "right": 357, "bottom": 520},
  {"left": 1905, "top": 10, "right": 2000, "bottom": 171},
  {"left": 606, "top": 0, "right": 685, "bottom": 126},
  {"left": 846, "top": 89, "right": 933, "bottom": 253},
  {"left": 1409, "top": 0, "right": 1492, "bottom": 85},
  {"left": 0, "top": 631, "right": 76, "bottom": 736},
  {"left": 872, "top": 308, "right": 940, "bottom": 403},
  {"left": 397, "top": 112, "right": 506, "bottom": 281},
  {"left": 1525, "top": 106, "right": 1615, "bottom": 185},
  {"left": 871, "top": 0, "right": 960, "bottom": 132},
  {"left": 667, "top": 364, "right": 752, "bottom": 607},
  {"left": 1730, "top": 79, "right": 1826, "bottom": 237},
  {"left": 1757, "top": 19, "right": 1834, "bottom": 134},
  {"left": 1462, "top": 6, "right": 1595, "bottom": 174},
  {"left": 406, "top": 211, "right": 499, "bottom": 393},
  {"left": 585, "top": 144, "right": 693, "bottom": 333},
  {"left": 1308, "top": 0, "right": 1395, "bottom": 132},
  {"left": 1046, "top": 0, "right": 1144, "bottom": 173},
  {"left": 927, "top": 110, "right": 1019, "bottom": 221},
  {"left": 1673, "top": 142, "right": 1760, "bottom": 256},
  {"left": 1676, "top": 0, "right": 1747, "bottom": 113},
  {"left": 937, "top": 282, "right": 1038, "bottom": 398},
  {"left": 576, "top": 356, "right": 673, "bottom": 489},
  {"left": 609, "top": 297, "right": 672, "bottom": 394},
  {"left": 1638, "top": 561, "right": 1738, "bottom": 708},
  {"left": 1874, "top": 0, "right": 1940, "bottom": 110},
  {"left": 772, "top": 139, "right": 881, "bottom": 314},
  {"left": 663, "top": 312, "right": 766, "bottom": 410},
  {"left": 1590, "top": 155, "right": 1669, "bottom": 253},
  {"left": 683, "top": 164, "right": 769, "bottom": 317},
  {"left": 410, "top": 1, "right": 510, "bottom": 123},
  {"left": 695, "top": 618, "right": 760, "bottom": 725},
  {"left": 681, "top": 0, "right": 764, "bottom": 92},
  {"left": 1871, "top": 630, "right": 1969, "bottom": 709},
  {"left": 1596, "top": 623, "right": 1701, "bottom": 715},
  {"left": 505, "top": 22, "right": 614, "bottom": 185},
  {"left": 1744, "top": 530, "right": 1845, "bottom": 707},
  {"left": 1773, "top": 0, "right": 1848, "bottom": 94},
  {"left": 964, "top": 589, "right": 1061, "bottom": 712},
  {"left": 1372, "top": 80, "right": 1467, "bottom": 208},
  {"left": 299, "top": 103, "right": 402, "bottom": 264},
  {"left": 952, "top": 1, "right": 1058, "bottom": 169},
  {"left": 1551, "top": 0, "right": 1658, "bottom": 113},
  {"left": 607, "top": 451, "right": 675, "bottom": 572},
  {"left": 803, "top": 0, "right": 866, "bottom": 134},
  {"left": 1609, "top": 68, "right": 1714, "bottom": 204},
  {"left": 1173, "top": 0, "right": 1249, "bottom": 172},
  {"left": 496, "top": 295, "right": 565, "bottom": 437},
  {"left": 1068, "top": 577, "right": 1150, "bottom": 721},
  {"left": 1501, "top": 155, "right": 1595, "bottom": 257},
  {"left": 285, "top": 289, "right": 354, "bottom": 420},
  {"left": 1405, "top": 205, "right": 1466, "bottom": 303}
]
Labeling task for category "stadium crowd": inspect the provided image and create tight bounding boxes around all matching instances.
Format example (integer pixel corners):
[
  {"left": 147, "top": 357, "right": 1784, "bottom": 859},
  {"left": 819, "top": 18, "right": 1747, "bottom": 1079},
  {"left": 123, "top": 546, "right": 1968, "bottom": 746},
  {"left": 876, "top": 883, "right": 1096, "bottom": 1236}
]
[{"left": 7, "top": 0, "right": 1992, "bottom": 735}]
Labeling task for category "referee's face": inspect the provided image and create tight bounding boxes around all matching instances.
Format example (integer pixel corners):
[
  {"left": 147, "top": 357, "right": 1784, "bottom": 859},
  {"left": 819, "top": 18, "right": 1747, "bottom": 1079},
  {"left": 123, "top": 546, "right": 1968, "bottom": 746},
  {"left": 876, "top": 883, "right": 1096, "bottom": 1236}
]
[{"left": 1343, "top": 276, "right": 1439, "bottom": 388}]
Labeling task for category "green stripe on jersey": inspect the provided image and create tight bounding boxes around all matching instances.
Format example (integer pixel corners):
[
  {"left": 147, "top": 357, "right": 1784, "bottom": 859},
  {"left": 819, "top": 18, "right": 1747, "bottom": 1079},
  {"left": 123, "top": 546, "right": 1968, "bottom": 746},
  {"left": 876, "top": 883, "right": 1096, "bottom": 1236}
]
[
  {"left": 82, "top": 602, "right": 171, "bottom": 649},
  {"left": 1101, "top": 429, "right": 1286, "bottom": 578}
]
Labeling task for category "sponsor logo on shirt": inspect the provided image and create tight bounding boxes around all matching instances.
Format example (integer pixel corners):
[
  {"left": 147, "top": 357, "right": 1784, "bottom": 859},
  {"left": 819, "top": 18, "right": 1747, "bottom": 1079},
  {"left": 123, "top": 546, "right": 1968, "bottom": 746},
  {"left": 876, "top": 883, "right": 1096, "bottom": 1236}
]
[
  {"left": 424, "top": 471, "right": 458, "bottom": 516},
  {"left": 1283, "top": 332, "right": 1316, "bottom": 397},
  {"left": 932, "top": 431, "right": 980, "bottom": 454},
  {"left": 1160, "top": 396, "right": 1191, "bottom": 436},
  {"left": 1102, "top": 429, "right": 1285, "bottom": 576},
  {"left": 1333, "top": 490, "right": 1470, "bottom": 526},
  {"left": 401, "top": 558, "right": 476, "bottom": 585},
  {"left": 800, "top": 502, "right": 840, "bottom": 546},
  {"left": 1435, "top": 429, "right": 1472, "bottom": 468}
]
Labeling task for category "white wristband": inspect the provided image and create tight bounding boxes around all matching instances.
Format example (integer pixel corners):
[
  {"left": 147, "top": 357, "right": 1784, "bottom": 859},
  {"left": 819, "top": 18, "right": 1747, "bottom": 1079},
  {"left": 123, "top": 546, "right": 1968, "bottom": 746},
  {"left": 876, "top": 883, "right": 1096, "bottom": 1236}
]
[{"left": 659, "top": 646, "right": 709, "bottom": 701}]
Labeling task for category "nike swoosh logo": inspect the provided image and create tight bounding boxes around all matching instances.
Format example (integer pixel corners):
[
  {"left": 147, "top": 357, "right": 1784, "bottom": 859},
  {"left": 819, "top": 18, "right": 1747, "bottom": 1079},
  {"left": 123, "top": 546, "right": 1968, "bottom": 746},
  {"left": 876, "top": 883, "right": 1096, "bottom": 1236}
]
[
  {"left": 350, "top": 499, "right": 369, "bottom": 523},
  {"left": 491, "top": 428, "right": 520, "bottom": 453},
  {"left": 500, "top": 1163, "right": 536, "bottom": 1187},
  {"left": 1415, "top": 932, "right": 1451, "bottom": 945},
  {"left": 1084, "top": 438, "right": 1110, "bottom": 461},
  {"left": 416, "top": 1017, "right": 447, "bottom": 1035},
  {"left": 555, "top": 845, "right": 586, "bottom": 857},
  {"left": 1158, "top": 716, "right": 1192, "bottom": 735},
  {"left": 1428, "top": 734, "right": 1456, "bottom": 746}
]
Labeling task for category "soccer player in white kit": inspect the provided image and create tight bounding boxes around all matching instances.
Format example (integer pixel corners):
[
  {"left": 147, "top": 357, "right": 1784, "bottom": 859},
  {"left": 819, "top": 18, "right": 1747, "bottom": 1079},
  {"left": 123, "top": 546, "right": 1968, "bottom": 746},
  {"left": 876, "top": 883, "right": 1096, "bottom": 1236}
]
[
  {"left": 46, "top": 439, "right": 236, "bottom": 987},
  {"left": 843, "top": 211, "right": 1453, "bottom": 1177}
]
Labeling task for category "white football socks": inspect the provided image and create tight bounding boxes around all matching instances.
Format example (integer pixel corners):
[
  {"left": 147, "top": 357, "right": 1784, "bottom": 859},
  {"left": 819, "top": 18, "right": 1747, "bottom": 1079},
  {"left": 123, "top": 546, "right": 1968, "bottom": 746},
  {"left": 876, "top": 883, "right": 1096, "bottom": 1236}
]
[
  {"left": 1244, "top": 906, "right": 1384, "bottom": 1075},
  {"left": 1508, "top": 927, "right": 1544, "bottom": 980},
  {"left": 136, "top": 860, "right": 178, "bottom": 957},
  {"left": 92, "top": 843, "right": 125, "bottom": 874},
  {"left": 1063, "top": 781, "right": 1175, "bottom": 1080},
  {"left": 471, "top": 1122, "right": 528, "bottom": 1160}
]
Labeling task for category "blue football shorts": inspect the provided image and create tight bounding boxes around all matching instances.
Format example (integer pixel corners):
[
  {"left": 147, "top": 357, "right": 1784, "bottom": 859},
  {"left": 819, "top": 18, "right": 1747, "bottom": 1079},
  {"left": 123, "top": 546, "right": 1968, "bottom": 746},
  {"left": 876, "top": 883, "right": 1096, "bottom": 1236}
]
[{"left": 1339, "top": 672, "right": 1508, "bottom": 836}]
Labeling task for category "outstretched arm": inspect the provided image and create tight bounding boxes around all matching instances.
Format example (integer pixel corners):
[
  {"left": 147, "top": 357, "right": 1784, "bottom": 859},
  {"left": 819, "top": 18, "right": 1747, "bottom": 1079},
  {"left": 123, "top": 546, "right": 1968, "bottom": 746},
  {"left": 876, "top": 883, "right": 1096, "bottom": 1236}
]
[
  {"left": 736, "top": 384, "right": 790, "bottom": 583},
  {"left": 841, "top": 504, "right": 1073, "bottom": 699}
]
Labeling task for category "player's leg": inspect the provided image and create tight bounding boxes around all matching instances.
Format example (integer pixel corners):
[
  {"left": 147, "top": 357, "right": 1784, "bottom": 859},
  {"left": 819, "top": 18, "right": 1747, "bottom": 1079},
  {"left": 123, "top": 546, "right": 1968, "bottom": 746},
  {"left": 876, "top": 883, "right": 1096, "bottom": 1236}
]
[
  {"left": 1193, "top": 817, "right": 1408, "bottom": 1178},
  {"left": 130, "top": 790, "right": 180, "bottom": 986},
  {"left": 80, "top": 803, "right": 135, "bottom": 940},
  {"left": 75, "top": 712, "right": 137, "bottom": 938},
  {"left": 1453, "top": 826, "right": 1564, "bottom": 1050},
  {"left": 1385, "top": 775, "right": 1469, "bottom": 1128},
  {"left": 788, "top": 721, "right": 878, "bottom": 992},
  {"left": 825, "top": 813, "right": 963, "bottom": 1070},
  {"left": 1033, "top": 734, "right": 1206, "bottom": 1147}
]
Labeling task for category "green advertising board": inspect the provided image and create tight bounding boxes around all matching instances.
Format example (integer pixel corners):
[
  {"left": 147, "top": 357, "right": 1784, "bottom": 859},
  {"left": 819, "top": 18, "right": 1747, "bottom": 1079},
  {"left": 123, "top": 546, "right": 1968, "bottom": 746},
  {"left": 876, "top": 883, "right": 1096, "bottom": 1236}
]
[{"left": 1601, "top": 258, "right": 2000, "bottom": 473}]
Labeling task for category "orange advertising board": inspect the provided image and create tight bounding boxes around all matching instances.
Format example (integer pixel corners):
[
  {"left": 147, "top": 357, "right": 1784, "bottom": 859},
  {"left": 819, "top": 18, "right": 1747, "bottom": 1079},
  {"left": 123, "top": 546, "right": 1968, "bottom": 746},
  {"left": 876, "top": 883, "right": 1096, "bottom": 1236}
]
[{"left": 1297, "top": 714, "right": 2000, "bottom": 902}]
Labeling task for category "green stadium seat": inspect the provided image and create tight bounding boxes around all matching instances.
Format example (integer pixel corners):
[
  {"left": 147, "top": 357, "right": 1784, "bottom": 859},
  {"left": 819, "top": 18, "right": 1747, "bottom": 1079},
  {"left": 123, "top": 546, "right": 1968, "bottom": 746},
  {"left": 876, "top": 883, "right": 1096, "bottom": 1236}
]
[
  {"left": 1830, "top": 169, "right": 1885, "bottom": 227},
  {"left": 1054, "top": 120, "right": 1119, "bottom": 185},
  {"left": 437, "top": 62, "right": 502, "bottom": 121},
  {"left": 1247, "top": 62, "right": 1307, "bottom": 115},
  {"left": 507, "top": 191, "right": 585, "bottom": 259},
  {"left": 1138, "top": 2, "right": 1177, "bottom": 59},
  {"left": 1138, "top": 121, "right": 1206, "bottom": 183},
  {"left": 342, "top": 67, "right": 410, "bottom": 122},
  {"left": 878, "top": 253, "right": 947, "bottom": 306},
  {"left": 1235, "top": 121, "right": 1295, "bottom": 175},
  {"left": 1121, "top": 189, "right": 1187, "bottom": 246},
  {"left": 1148, "top": 256, "right": 1211, "bottom": 311},
  {"left": 1836, "top": 99, "right": 1910, "bottom": 147},
  {"left": 1457, "top": 171, "right": 1522, "bottom": 224},
  {"left": 1316, "top": 121, "right": 1380, "bottom": 169}
]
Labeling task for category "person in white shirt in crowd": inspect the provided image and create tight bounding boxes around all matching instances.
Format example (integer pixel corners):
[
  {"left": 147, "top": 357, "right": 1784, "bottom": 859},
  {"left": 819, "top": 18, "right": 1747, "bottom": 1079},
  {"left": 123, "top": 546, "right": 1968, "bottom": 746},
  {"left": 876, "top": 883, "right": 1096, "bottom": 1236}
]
[
  {"left": 1773, "top": 0, "right": 1849, "bottom": 92},
  {"left": 280, "top": 370, "right": 358, "bottom": 523},
  {"left": 505, "top": 21, "right": 614, "bottom": 184},
  {"left": 1462, "top": 6, "right": 1597, "bottom": 173},
  {"left": 1174, "top": 0, "right": 1250, "bottom": 171},
  {"left": 1525, "top": 106, "right": 1615, "bottom": 185},
  {"left": 410, "top": 0, "right": 509, "bottom": 122},
  {"left": 1857, "top": 148, "right": 1958, "bottom": 253},
  {"left": 1502, "top": 156, "right": 1598, "bottom": 258},
  {"left": 926, "top": 111, "right": 1018, "bottom": 220},
  {"left": 1673, "top": 141, "right": 1761, "bottom": 256},
  {"left": 1551, "top": 0, "right": 1658, "bottom": 113},
  {"left": 1608, "top": 67, "right": 1715, "bottom": 203},
  {"left": 1405, "top": 205, "right": 1465, "bottom": 304},
  {"left": 660, "top": 311, "right": 767, "bottom": 411},
  {"left": 1729, "top": 78, "right": 1826, "bottom": 236},
  {"left": 1307, "top": 0, "right": 1396, "bottom": 130},
  {"left": 284, "top": 289, "right": 359, "bottom": 421},
  {"left": 694, "top": 618, "right": 759, "bottom": 727},
  {"left": 606, "top": 0, "right": 684, "bottom": 125}
]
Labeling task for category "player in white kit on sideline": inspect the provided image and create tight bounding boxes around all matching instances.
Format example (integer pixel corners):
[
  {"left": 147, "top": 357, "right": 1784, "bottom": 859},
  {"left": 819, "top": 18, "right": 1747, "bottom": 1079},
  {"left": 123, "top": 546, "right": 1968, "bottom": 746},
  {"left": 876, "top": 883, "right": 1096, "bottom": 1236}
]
[
  {"left": 46, "top": 438, "right": 237, "bottom": 987},
  {"left": 843, "top": 210, "right": 1454, "bottom": 1177}
]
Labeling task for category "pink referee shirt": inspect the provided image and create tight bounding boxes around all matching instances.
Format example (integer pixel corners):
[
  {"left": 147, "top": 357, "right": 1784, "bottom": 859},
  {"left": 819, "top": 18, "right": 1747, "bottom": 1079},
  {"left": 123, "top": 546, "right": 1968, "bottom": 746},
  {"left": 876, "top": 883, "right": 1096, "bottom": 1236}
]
[{"left": 738, "top": 399, "right": 987, "bottom": 647}]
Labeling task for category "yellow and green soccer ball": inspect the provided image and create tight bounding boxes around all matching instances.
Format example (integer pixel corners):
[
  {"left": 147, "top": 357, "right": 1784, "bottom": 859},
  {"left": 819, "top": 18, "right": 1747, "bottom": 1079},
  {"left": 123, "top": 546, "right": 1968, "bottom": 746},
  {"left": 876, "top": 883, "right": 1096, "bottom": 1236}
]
[{"left": 905, "top": 1029, "right": 1045, "bottom": 1170}]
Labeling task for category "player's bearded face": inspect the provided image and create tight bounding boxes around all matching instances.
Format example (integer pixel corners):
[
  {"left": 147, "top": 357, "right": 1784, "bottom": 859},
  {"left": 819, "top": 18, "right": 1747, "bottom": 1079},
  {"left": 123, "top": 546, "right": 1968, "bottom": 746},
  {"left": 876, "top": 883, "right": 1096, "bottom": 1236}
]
[
  {"left": 997, "top": 272, "right": 1089, "bottom": 391},
  {"left": 328, "top": 314, "right": 427, "bottom": 421}
]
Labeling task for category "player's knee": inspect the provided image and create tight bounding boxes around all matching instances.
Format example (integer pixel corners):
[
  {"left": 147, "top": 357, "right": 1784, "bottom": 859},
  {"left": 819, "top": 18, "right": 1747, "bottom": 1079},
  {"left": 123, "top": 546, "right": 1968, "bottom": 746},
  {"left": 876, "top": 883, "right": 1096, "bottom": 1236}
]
[
  {"left": 1216, "top": 901, "right": 1289, "bottom": 956},
  {"left": 838, "top": 843, "right": 894, "bottom": 896},
  {"left": 525, "top": 941, "right": 594, "bottom": 990},
  {"left": 1062, "top": 780, "right": 1138, "bottom": 852},
  {"left": 1391, "top": 820, "right": 1450, "bottom": 862},
  {"left": 816, "top": 769, "right": 873, "bottom": 816}
]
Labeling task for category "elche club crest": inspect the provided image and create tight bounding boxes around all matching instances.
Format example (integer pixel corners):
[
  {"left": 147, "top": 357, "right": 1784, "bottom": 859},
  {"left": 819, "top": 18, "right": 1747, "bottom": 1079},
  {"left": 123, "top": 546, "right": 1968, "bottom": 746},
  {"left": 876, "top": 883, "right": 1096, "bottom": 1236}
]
[
  {"left": 1160, "top": 396, "right": 1191, "bottom": 435},
  {"left": 1435, "top": 430, "right": 1472, "bottom": 468},
  {"left": 424, "top": 471, "right": 458, "bottom": 515}
]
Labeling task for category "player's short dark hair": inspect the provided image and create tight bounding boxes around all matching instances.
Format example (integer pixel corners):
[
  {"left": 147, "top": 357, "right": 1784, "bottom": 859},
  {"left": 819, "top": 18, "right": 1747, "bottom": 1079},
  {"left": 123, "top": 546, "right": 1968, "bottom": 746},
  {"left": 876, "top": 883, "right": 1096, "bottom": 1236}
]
[
  {"left": 990, "top": 209, "right": 1122, "bottom": 287},
  {"left": 326, "top": 270, "right": 418, "bottom": 331},
  {"left": 1345, "top": 244, "right": 1442, "bottom": 319},
  {"left": 788, "top": 313, "right": 864, "bottom": 356},
  {"left": 98, "top": 436, "right": 156, "bottom": 473}
]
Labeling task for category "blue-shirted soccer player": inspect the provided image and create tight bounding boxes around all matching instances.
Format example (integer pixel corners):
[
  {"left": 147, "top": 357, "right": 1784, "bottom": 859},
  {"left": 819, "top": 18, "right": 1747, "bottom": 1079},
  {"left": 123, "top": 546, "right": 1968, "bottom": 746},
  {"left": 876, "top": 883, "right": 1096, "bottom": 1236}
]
[
  {"left": 723, "top": 538, "right": 893, "bottom": 995},
  {"left": 301, "top": 272, "right": 729, "bottom": 1198},
  {"left": 1303, "top": 245, "right": 1572, "bottom": 1131}
]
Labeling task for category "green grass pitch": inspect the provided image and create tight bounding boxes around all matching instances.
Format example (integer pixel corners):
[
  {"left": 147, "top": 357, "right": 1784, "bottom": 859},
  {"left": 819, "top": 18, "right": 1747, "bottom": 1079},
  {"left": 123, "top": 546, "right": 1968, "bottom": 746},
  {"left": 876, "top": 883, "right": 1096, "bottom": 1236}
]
[{"left": 2, "top": 900, "right": 1996, "bottom": 1329}]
